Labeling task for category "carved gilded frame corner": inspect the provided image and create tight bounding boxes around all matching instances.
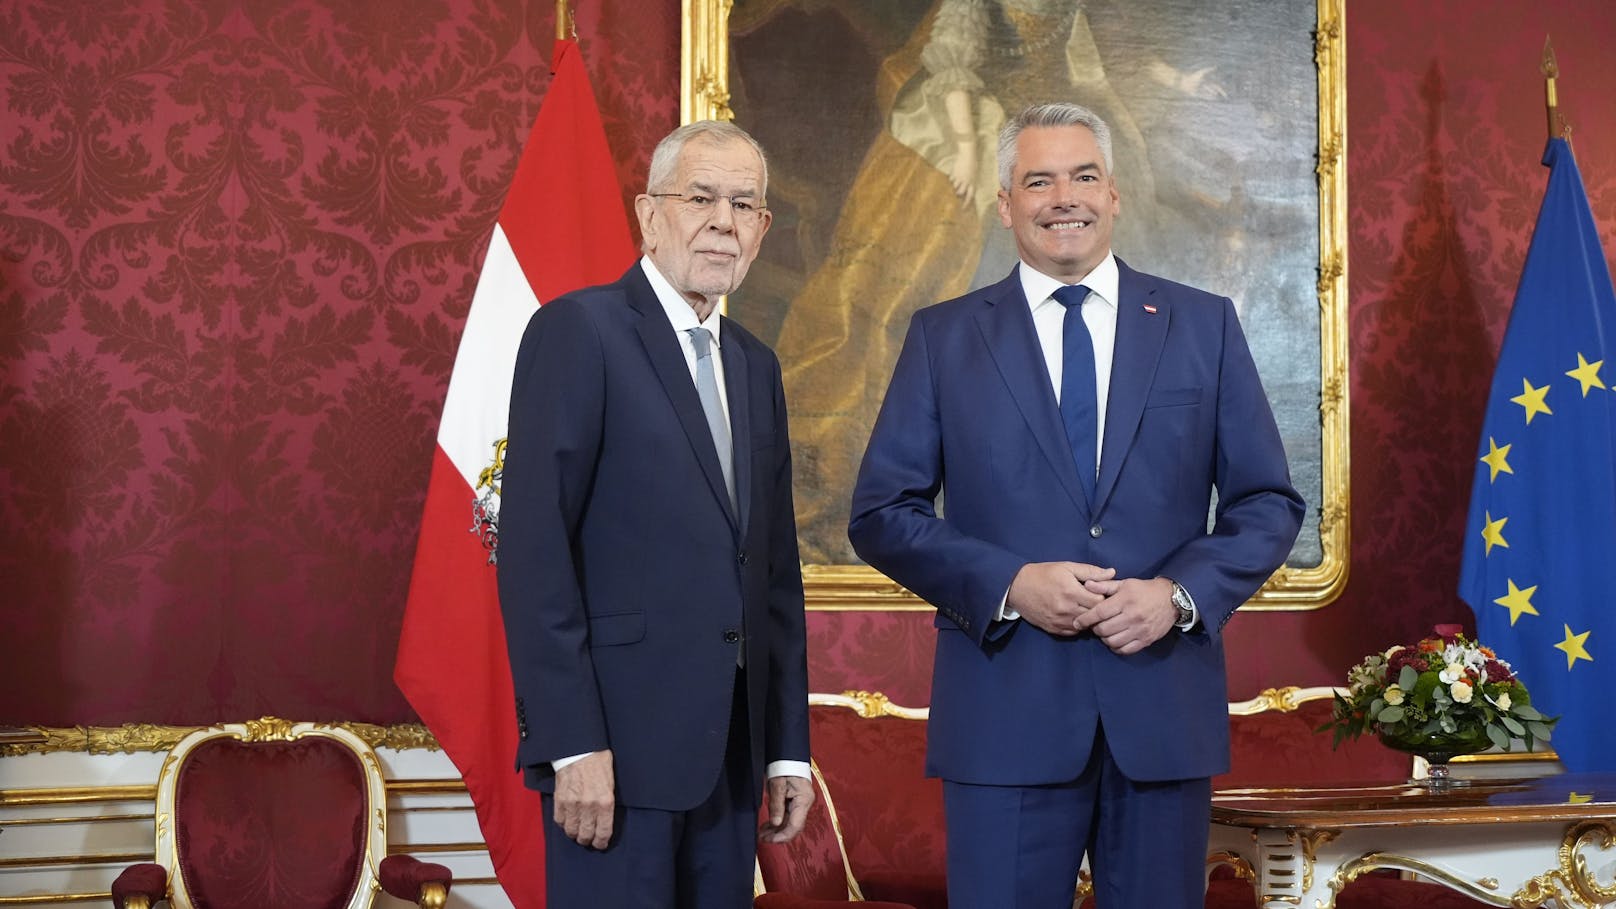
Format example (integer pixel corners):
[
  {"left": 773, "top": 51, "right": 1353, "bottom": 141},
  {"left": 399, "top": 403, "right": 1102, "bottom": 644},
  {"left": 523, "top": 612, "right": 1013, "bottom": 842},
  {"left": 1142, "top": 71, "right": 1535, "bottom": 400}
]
[{"left": 683, "top": 0, "right": 1349, "bottom": 612}]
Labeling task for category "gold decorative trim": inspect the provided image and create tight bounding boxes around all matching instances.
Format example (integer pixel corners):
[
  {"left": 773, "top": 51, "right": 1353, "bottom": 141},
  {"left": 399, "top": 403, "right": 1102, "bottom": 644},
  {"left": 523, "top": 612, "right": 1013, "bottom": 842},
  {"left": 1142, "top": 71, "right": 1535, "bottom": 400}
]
[
  {"left": 681, "top": 0, "right": 1350, "bottom": 611},
  {"left": 1, "top": 779, "right": 461, "bottom": 809},
  {"left": 1206, "top": 851, "right": 1257, "bottom": 883},
  {"left": 0, "top": 813, "right": 151, "bottom": 826},
  {"left": 810, "top": 690, "right": 929, "bottom": 720},
  {"left": 1452, "top": 748, "right": 1559, "bottom": 765},
  {"left": 0, "top": 893, "right": 112, "bottom": 906},
  {"left": 1298, "top": 829, "right": 1338, "bottom": 893},
  {"left": 811, "top": 759, "right": 867, "bottom": 900},
  {"left": 389, "top": 842, "right": 491, "bottom": 855},
  {"left": 1227, "top": 686, "right": 1342, "bottom": 716},
  {"left": 386, "top": 779, "right": 468, "bottom": 794},
  {"left": 0, "top": 852, "right": 148, "bottom": 870},
  {"left": 0, "top": 721, "right": 437, "bottom": 756},
  {"left": 680, "top": 0, "right": 731, "bottom": 122},
  {"left": 1516, "top": 820, "right": 1616, "bottom": 909},
  {"left": 1331, "top": 853, "right": 1519, "bottom": 907}
]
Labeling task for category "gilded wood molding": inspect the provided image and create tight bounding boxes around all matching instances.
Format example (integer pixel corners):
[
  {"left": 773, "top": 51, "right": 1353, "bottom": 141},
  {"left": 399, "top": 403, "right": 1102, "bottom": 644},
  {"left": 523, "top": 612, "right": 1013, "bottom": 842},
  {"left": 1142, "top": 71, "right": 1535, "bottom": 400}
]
[{"left": 0, "top": 719, "right": 438, "bottom": 757}]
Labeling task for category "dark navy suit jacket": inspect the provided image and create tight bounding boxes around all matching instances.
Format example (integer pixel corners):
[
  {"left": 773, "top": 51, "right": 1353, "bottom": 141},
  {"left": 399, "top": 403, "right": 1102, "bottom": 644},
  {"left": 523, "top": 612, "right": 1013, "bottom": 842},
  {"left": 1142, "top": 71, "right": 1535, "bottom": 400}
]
[
  {"left": 497, "top": 262, "right": 810, "bottom": 811},
  {"left": 849, "top": 260, "right": 1304, "bottom": 784}
]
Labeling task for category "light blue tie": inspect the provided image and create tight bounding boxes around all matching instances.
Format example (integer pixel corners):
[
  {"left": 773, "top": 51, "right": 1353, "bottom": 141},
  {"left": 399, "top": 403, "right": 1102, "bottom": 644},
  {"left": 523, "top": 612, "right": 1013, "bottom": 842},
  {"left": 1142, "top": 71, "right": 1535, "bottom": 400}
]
[
  {"left": 688, "top": 327, "right": 737, "bottom": 513},
  {"left": 1053, "top": 284, "right": 1098, "bottom": 505}
]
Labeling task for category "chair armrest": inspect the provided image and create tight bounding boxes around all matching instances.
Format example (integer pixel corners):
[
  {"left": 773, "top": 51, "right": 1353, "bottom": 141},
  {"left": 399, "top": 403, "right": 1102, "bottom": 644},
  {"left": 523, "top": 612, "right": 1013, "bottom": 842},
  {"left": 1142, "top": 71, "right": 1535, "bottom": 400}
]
[
  {"left": 378, "top": 854, "right": 453, "bottom": 908},
  {"left": 110, "top": 863, "right": 167, "bottom": 909}
]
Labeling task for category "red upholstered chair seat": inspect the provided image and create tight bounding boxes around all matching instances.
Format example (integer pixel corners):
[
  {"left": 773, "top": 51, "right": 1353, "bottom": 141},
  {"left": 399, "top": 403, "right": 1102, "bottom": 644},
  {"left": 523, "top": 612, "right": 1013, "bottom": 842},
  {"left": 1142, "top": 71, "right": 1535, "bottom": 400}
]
[
  {"left": 109, "top": 719, "right": 450, "bottom": 909},
  {"left": 174, "top": 737, "right": 369, "bottom": 909},
  {"left": 806, "top": 695, "right": 945, "bottom": 909},
  {"left": 753, "top": 693, "right": 934, "bottom": 908}
]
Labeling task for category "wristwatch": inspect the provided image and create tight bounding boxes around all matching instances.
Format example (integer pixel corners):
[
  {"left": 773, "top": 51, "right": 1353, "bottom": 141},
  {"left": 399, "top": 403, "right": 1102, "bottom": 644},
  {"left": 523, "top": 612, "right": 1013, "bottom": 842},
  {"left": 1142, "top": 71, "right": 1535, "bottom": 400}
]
[{"left": 1169, "top": 581, "right": 1195, "bottom": 628}]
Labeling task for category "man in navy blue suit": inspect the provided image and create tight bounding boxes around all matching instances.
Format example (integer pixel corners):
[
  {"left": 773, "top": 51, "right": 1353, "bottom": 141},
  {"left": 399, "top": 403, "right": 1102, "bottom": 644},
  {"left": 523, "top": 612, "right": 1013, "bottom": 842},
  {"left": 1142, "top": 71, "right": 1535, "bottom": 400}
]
[
  {"left": 849, "top": 102, "right": 1304, "bottom": 907},
  {"left": 497, "top": 120, "right": 813, "bottom": 909}
]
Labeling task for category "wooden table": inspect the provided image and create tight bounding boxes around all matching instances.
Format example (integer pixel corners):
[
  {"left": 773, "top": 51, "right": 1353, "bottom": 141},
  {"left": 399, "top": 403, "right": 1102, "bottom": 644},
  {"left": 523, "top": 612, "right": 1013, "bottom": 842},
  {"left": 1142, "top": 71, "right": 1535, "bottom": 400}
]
[{"left": 1208, "top": 773, "right": 1616, "bottom": 908}]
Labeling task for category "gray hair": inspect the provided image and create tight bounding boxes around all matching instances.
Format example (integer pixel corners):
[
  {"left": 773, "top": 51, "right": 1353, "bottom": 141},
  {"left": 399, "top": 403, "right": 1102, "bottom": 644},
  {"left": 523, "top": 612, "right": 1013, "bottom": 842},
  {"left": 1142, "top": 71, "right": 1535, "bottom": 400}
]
[
  {"left": 997, "top": 102, "right": 1113, "bottom": 190},
  {"left": 645, "top": 120, "right": 769, "bottom": 199}
]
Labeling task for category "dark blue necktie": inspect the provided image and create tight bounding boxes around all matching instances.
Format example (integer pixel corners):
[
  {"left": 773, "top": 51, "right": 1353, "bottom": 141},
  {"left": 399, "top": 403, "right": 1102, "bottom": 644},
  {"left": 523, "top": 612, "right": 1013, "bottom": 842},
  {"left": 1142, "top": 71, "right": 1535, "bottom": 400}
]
[{"left": 1054, "top": 284, "right": 1097, "bottom": 504}]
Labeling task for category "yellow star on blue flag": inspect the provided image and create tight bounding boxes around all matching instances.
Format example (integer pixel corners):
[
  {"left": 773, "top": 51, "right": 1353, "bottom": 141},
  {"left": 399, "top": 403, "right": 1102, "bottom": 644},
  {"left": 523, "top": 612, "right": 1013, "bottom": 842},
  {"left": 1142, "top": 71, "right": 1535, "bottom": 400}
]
[{"left": 1459, "top": 138, "right": 1616, "bottom": 774}]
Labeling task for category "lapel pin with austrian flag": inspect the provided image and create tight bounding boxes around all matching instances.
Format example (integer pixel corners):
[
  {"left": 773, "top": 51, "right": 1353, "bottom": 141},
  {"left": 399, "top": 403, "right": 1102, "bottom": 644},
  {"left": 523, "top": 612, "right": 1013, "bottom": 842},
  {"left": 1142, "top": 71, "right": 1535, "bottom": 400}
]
[{"left": 1143, "top": 303, "right": 1158, "bottom": 314}]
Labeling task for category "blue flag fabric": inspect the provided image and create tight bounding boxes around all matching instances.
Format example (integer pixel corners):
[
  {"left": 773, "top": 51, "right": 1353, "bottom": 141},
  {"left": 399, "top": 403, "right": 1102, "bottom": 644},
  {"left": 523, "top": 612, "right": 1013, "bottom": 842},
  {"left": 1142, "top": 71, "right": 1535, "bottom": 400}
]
[{"left": 1459, "top": 138, "right": 1616, "bottom": 773}]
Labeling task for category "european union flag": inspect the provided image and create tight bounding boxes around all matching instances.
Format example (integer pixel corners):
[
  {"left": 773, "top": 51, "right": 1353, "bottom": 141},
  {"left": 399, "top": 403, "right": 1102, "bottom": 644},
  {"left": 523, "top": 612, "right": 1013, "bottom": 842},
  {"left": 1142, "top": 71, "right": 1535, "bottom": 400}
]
[{"left": 1459, "top": 138, "right": 1616, "bottom": 774}]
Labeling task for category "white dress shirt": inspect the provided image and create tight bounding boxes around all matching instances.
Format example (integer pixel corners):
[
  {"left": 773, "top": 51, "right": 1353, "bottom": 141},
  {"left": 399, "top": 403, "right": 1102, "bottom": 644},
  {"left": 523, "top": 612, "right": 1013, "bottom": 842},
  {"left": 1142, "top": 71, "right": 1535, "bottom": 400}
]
[
  {"left": 556, "top": 258, "right": 810, "bottom": 782},
  {"left": 997, "top": 254, "right": 1197, "bottom": 628}
]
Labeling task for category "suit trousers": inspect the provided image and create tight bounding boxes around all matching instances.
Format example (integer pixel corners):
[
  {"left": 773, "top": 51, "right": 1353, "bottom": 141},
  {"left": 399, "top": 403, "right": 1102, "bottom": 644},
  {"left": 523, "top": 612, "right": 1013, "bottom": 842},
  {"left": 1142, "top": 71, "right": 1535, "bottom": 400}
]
[
  {"left": 543, "top": 672, "right": 756, "bottom": 909},
  {"left": 942, "top": 722, "right": 1211, "bottom": 909}
]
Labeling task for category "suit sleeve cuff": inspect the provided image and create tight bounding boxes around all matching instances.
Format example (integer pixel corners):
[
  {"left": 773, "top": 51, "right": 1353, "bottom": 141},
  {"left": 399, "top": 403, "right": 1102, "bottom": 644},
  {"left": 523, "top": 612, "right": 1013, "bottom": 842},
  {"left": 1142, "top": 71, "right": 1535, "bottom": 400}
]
[
  {"left": 551, "top": 751, "right": 597, "bottom": 771},
  {"left": 766, "top": 760, "right": 812, "bottom": 780},
  {"left": 996, "top": 585, "right": 1020, "bottom": 623}
]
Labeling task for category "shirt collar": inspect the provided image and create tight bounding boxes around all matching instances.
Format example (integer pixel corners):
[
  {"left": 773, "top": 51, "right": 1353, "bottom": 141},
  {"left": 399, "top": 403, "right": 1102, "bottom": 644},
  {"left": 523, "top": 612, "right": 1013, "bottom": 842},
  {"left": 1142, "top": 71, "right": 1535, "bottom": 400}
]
[
  {"left": 1018, "top": 252, "right": 1120, "bottom": 313},
  {"left": 641, "top": 254, "right": 723, "bottom": 344}
]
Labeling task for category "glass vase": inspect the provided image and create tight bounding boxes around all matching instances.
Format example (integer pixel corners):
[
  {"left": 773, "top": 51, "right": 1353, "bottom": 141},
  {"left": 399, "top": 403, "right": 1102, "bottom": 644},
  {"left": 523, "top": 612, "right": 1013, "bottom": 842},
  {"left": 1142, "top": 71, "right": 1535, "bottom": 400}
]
[{"left": 1377, "top": 729, "right": 1492, "bottom": 787}]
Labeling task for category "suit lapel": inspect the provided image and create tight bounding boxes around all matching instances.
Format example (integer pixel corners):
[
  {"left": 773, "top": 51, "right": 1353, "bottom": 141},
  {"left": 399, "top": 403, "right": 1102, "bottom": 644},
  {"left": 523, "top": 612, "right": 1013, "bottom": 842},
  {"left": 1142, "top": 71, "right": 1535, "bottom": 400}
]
[
  {"left": 974, "top": 271, "right": 1089, "bottom": 515},
  {"left": 720, "top": 324, "right": 751, "bottom": 538},
  {"left": 627, "top": 267, "right": 739, "bottom": 530},
  {"left": 1095, "top": 259, "right": 1168, "bottom": 510}
]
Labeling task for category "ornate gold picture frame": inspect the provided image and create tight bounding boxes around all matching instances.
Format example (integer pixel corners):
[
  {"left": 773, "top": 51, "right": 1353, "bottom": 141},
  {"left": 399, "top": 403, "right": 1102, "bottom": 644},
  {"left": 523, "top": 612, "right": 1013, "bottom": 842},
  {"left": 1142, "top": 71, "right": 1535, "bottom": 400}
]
[{"left": 683, "top": 0, "right": 1347, "bottom": 611}]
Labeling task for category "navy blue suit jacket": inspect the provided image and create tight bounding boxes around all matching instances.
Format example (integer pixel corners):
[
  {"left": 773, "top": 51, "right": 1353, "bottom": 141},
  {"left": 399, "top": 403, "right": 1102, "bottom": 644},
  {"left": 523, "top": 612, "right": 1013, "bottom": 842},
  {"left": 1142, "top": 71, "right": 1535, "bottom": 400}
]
[
  {"left": 849, "top": 260, "right": 1304, "bottom": 784},
  {"left": 497, "top": 262, "right": 810, "bottom": 811}
]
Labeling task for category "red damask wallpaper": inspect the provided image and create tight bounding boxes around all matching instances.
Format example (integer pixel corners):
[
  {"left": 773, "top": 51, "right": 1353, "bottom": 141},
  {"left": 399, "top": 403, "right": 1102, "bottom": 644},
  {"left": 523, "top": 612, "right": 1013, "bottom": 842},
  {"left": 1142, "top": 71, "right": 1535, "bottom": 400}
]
[
  {"left": 0, "top": 0, "right": 676, "bottom": 725},
  {"left": 4, "top": 0, "right": 1616, "bottom": 724}
]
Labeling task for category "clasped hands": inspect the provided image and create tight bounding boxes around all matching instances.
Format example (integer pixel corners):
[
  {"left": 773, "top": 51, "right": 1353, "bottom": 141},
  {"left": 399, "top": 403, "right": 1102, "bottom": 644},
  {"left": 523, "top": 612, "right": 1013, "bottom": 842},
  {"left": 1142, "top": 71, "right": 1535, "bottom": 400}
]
[
  {"left": 551, "top": 749, "right": 814, "bottom": 850},
  {"left": 1006, "top": 562, "right": 1177, "bottom": 655}
]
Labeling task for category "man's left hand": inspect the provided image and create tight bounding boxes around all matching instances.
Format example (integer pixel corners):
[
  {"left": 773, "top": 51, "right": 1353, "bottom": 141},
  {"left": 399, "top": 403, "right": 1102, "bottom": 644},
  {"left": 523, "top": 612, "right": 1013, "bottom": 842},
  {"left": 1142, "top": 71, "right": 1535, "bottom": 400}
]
[
  {"left": 758, "top": 774, "right": 815, "bottom": 844},
  {"left": 1075, "top": 576, "right": 1176, "bottom": 655}
]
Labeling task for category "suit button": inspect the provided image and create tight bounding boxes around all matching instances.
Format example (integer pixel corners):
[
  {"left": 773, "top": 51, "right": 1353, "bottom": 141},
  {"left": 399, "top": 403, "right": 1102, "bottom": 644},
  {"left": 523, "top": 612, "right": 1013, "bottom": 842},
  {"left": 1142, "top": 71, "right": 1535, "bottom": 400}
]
[
  {"left": 737, "top": 552, "right": 749, "bottom": 566},
  {"left": 1089, "top": 524, "right": 1103, "bottom": 538},
  {"left": 723, "top": 629, "right": 741, "bottom": 643}
]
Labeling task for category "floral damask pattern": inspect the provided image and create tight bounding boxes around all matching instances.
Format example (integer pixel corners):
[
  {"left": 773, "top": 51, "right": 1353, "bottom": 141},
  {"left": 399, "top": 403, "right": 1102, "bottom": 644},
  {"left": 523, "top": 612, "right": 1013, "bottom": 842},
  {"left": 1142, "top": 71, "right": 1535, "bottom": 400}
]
[{"left": 0, "top": 0, "right": 676, "bottom": 725}]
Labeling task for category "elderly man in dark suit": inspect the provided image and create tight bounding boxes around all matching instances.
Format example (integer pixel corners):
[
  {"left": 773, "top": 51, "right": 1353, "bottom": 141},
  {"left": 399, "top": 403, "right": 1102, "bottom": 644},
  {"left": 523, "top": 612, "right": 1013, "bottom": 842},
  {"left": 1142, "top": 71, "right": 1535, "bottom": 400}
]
[
  {"left": 497, "top": 119, "right": 812, "bottom": 909},
  {"left": 849, "top": 101, "right": 1305, "bottom": 908}
]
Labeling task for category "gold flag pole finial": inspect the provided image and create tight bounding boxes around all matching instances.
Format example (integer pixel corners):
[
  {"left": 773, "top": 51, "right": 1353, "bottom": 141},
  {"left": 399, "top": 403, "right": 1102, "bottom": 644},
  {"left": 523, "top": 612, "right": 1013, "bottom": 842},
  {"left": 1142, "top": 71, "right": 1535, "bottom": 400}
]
[
  {"left": 556, "top": 0, "right": 575, "bottom": 41},
  {"left": 1541, "top": 36, "right": 1569, "bottom": 141}
]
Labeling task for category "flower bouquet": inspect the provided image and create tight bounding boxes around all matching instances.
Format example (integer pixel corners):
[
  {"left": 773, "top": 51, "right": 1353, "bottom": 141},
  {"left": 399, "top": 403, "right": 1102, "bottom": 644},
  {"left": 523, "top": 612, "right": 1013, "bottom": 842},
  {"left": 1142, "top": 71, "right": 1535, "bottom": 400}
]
[{"left": 1321, "top": 625, "right": 1556, "bottom": 781}]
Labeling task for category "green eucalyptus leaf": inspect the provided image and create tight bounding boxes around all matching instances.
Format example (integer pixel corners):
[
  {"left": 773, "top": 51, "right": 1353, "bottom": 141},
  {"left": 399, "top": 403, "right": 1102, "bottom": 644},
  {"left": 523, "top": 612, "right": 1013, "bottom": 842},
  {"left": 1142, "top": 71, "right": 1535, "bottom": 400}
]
[
  {"left": 1486, "top": 724, "right": 1511, "bottom": 750},
  {"left": 1399, "top": 665, "right": 1419, "bottom": 691},
  {"left": 1528, "top": 722, "right": 1553, "bottom": 741},
  {"left": 1377, "top": 705, "right": 1405, "bottom": 723},
  {"left": 1501, "top": 716, "right": 1526, "bottom": 736}
]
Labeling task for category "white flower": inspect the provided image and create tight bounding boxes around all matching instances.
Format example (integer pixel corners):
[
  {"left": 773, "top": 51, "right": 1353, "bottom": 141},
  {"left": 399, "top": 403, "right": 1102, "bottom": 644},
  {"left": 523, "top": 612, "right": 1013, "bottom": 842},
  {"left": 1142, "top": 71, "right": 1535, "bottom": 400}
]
[
  {"left": 1383, "top": 644, "right": 1406, "bottom": 660},
  {"left": 1450, "top": 680, "right": 1474, "bottom": 704},
  {"left": 1384, "top": 685, "right": 1405, "bottom": 706},
  {"left": 1495, "top": 691, "right": 1511, "bottom": 711},
  {"left": 1439, "top": 663, "right": 1466, "bottom": 684}
]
